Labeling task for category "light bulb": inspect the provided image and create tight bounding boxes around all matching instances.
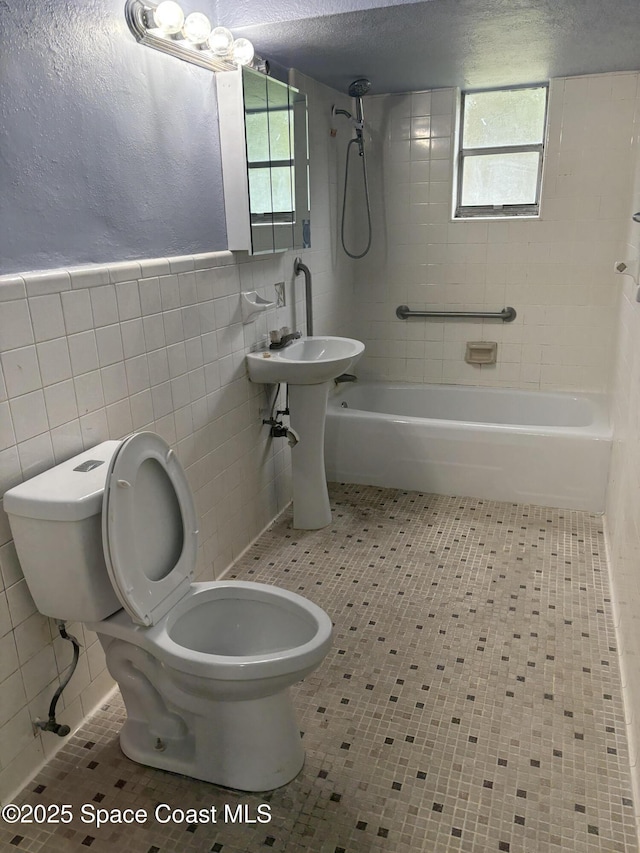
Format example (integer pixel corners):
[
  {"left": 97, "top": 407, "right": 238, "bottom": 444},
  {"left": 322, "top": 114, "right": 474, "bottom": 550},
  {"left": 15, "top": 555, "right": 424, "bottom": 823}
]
[
  {"left": 182, "top": 12, "right": 212, "bottom": 45},
  {"left": 208, "top": 26, "right": 234, "bottom": 56},
  {"left": 232, "top": 37, "right": 254, "bottom": 66},
  {"left": 152, "top": 1, "right": 184, "bottom": 35}
]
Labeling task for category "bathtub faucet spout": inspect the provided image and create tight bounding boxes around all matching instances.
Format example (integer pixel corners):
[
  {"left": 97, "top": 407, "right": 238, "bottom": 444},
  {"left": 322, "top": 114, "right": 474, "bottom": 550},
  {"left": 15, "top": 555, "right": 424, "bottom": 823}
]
[{"left": 335, "top": 373, "right": 358, "bottom": 385}]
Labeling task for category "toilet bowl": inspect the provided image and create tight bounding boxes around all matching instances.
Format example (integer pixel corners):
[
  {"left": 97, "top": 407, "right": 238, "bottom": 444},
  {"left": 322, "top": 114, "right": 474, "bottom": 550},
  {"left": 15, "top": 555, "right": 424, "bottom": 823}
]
[
  {"left": 93, "top": 581, "right": 332, "bottom": 790},
  {"left": 4, "top": 432, "right": 333, "bottom": 791}
]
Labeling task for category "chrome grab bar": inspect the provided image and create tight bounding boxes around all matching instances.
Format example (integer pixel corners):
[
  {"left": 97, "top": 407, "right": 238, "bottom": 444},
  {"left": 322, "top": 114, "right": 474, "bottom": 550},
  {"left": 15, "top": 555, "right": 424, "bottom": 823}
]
[
  {"left": 396, "top": 305, "right": 517, "bottom": 322},
  {"left": 294, "top": 257, "right": 313, "bottom": 336}
]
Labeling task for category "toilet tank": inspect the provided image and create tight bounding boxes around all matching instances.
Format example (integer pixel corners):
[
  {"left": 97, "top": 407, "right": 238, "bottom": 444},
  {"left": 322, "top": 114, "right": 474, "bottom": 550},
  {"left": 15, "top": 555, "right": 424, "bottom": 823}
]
[{"left": 3, "top": 441, "right": 124, "bottom": 623}]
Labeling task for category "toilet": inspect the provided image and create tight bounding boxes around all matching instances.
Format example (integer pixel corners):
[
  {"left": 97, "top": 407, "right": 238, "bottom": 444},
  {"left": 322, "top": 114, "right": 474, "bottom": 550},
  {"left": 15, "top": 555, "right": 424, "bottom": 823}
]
[{"left": 3, "top": 432, "right": 333, "bottom": 791}]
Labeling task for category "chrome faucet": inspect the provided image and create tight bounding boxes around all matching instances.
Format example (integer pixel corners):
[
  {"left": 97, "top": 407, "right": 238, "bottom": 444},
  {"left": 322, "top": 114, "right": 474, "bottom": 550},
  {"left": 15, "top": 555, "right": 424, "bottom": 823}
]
[{"left": 269, "top": 329, "right": 302, "bottom": 350}]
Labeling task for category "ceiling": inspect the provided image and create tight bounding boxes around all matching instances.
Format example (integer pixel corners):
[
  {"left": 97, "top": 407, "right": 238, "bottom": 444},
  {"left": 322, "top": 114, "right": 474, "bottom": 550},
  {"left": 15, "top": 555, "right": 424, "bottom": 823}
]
[{"left": 215, "top": 0, "right": 640, "bottom": 95}]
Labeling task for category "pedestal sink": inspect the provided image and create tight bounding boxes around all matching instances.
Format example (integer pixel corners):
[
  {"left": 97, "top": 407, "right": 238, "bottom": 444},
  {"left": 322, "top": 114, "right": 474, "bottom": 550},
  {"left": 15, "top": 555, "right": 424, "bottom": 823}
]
[{"left": 247, "top": 336, "right": 365, "bottom": 529}]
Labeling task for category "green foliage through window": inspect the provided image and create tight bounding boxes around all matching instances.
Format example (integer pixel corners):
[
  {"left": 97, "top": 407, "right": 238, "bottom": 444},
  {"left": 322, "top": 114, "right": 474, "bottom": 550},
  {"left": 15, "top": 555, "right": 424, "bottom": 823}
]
[{"left": 455, "top": 86, "right": 548, "bottom": 218}]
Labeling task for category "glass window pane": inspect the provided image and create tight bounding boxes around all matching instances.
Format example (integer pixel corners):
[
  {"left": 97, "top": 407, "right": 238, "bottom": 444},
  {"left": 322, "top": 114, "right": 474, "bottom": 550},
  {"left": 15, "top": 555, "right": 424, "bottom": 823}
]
[
  {"left": 269, "top": 166, "right": 294, "bottom": 214},
  {"left": 243, "top": 68, "right": 268, "bottom": 112},
  {"left": 463, "top": 87, "right": 546, "bottom": 148},
  {"left": 248, "top": 167, "right": 294, "bottom": 217},
  {"left": 461, "top": 152, "right": 540, "bottom": 206},
  {"left": 248, "top": 168, "right": 272, "bottom": 214},
  {"left": 243, "top": 70, "right": 269, "bottom": 163},
  {"left": 245, "top": 112, "right": 269, "bottom": 163},
  {"left": 268, "top": 109, "right": 292, "bottom": 161}
]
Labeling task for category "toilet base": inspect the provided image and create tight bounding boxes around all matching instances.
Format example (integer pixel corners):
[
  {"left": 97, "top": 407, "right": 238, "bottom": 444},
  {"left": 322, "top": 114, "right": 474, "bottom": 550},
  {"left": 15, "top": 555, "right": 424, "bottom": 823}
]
[
  {"left": 118, "top": 690, "right": 306, "bottom": 792},
  {"left": 94, "top": 585, "right": 331, "bottom": 793}
]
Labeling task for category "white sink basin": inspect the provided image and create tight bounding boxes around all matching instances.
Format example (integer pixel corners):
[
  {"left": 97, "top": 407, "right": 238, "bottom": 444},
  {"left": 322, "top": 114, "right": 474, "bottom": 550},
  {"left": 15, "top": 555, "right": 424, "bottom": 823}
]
[
  {"left": 246, "top": 336, "right": 364, "bottom": 385},
  {"left": 246, "top": 335, "right": 365, "bottom": 529}
]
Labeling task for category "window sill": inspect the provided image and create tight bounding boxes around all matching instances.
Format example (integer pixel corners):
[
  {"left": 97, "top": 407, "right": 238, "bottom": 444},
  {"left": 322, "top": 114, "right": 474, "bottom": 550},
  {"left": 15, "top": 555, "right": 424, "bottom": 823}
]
[{"left": 452, "top": 213, "right": 540, "bottom": 222}]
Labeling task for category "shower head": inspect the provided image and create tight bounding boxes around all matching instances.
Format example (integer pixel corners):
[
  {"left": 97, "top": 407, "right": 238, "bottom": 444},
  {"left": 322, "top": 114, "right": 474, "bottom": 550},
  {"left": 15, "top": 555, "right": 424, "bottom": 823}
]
[
  {"left": 347, "top": 78, "right": 371, "bottom": 134},
  {"left": 348, "top": 78, "right": 371, "bottom": 98},
  {"left": 332, "top": 79, "right": 371, "bottom": 157}
]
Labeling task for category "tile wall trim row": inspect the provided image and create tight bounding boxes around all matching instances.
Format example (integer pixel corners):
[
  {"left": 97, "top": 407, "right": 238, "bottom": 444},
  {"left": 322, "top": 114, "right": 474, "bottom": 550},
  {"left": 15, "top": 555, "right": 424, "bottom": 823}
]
[{"left": 0, "top": 251, "right": 238, "bottom": 299}]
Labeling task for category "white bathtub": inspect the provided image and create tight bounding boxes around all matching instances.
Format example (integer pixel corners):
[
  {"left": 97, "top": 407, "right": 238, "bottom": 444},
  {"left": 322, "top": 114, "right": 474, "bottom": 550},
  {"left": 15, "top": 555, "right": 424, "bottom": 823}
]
[{"left": 324, "top": 382, "right": 612, "bottom": 512}]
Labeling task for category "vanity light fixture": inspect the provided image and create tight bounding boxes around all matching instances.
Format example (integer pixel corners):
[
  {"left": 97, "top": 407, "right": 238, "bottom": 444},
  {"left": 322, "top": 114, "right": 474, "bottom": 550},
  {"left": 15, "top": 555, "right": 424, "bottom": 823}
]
[
  {"left": 124, "top": 0, "right": 256, "bottom": 73},
  {"left": 231, "top": 37, "right": 255, "bottom": 67},
  {"left": 182, "top": 12, "right": 212, "bottom": 45},
  {"left": 153, "top": 1, "right": 184, "bottom": 34},
  {"left": 209, "top": 26, "right": 235, "bottom": 57}
]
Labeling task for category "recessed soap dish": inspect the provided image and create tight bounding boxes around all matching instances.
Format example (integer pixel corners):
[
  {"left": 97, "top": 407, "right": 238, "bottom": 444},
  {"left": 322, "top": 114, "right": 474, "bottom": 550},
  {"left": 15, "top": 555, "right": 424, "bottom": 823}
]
[{"left": 465, "top": 341, "right": 497, "bottom": 365}]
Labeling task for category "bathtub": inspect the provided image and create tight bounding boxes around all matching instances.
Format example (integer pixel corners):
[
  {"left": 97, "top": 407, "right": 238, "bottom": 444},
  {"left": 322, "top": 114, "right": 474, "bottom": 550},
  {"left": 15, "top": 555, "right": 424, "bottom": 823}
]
[{"left": 324, "top": 382, "right": 612, "bottom": 512}]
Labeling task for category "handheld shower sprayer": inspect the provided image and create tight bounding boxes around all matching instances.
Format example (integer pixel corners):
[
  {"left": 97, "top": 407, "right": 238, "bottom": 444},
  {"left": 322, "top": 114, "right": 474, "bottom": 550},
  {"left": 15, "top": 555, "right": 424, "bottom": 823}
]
[
  {"left": 347, "top": 78, "right": 370, "bottom": 155},
  {"left": 348, "top": 78, "right": 370, "bottom": 105},
  {"left": 334, "top": 78, "right": 372, "bottom": 258},
  {"left": 332, "top": 78, "right": 370, "bottom": 153}
]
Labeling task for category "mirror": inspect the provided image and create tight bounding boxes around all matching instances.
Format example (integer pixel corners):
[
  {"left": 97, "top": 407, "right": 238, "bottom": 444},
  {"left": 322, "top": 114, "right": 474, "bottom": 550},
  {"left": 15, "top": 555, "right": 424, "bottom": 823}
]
[
  {"left": 243, "top": 68, "right": 310, "bottom": 254},
  {"left": 216, "top": 67, "right": 310, "bottom": 255}
]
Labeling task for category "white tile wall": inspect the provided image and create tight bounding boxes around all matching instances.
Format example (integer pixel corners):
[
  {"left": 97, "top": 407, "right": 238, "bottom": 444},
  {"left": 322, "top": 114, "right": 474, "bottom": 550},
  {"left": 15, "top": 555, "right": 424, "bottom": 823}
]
[
  {"left": 604, "top": 71, "right": 640, "bottom": 833},
  {"left": 0, "top": 71, "right": 355, "bottom": 803},
  {"left": 0, "top": 251, "right": 283, "bottom": 798},
  {"left": 353, "top": 72, "right": 638, "bottom": 392}
]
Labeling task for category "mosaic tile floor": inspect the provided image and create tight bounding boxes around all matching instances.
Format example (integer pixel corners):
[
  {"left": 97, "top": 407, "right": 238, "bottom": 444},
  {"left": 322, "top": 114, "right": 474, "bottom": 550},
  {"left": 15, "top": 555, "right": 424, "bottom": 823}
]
[{"left": 3, "top": 485, "right": 638, "bottom": 853}]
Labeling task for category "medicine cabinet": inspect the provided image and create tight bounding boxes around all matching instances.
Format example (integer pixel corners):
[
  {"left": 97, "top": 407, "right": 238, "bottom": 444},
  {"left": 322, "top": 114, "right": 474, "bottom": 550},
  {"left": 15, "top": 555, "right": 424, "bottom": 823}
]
[{"left": 216, "top": 66, "right": 310, "bottom": 254}]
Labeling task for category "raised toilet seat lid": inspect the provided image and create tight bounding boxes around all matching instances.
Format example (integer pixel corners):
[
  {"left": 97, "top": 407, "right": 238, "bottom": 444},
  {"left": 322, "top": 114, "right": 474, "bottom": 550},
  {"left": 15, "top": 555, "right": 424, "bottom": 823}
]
[{"left": 102, "top": 432, "right": 198, "bottom": 627}]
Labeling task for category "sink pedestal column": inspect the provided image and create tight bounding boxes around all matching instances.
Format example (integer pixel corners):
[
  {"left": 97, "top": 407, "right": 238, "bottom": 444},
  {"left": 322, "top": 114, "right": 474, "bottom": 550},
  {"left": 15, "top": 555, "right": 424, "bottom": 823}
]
[{"left": 288, "top": 382, "right": 332, "bottom": 529}]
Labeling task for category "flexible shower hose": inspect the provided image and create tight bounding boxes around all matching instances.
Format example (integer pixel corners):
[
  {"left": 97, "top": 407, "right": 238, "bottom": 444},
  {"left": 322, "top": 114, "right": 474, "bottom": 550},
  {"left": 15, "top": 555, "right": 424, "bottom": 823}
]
[{"left": 341, "top": 137, "right": 372, "bottom": 259}]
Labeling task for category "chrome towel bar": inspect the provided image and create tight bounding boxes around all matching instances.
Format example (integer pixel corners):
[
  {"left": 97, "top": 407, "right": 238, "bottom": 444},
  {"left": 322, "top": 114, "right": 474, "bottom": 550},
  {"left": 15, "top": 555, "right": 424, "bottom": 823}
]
[{"left": 396, "top": 305, "right": 517, "bottom": 322}]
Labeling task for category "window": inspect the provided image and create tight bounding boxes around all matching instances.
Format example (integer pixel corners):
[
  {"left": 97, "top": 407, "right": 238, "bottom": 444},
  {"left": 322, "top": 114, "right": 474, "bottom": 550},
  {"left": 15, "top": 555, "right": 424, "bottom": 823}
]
[
  {"left": 455, "top": 85, "right": 548, "bottom": 218},
  {"left": 245, "top": 105, "right": 295, "bottom": 224}
]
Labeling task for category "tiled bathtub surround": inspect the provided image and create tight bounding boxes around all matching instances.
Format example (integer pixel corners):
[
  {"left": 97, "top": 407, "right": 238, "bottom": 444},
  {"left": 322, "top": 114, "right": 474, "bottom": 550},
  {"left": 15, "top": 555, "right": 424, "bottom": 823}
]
[
  {"left": 353, "top": 72, "right": 638, "bottom": 391},
  {"left": 4, "top": 486, "right": 637, "bottom": 852}
]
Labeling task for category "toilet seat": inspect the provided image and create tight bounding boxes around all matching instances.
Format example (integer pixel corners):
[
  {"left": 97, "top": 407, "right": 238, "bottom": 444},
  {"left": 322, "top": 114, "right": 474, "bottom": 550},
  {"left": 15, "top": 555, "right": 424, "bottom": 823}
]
[{"left": 102, "top": 432, "right": 198, "bottom": 627}]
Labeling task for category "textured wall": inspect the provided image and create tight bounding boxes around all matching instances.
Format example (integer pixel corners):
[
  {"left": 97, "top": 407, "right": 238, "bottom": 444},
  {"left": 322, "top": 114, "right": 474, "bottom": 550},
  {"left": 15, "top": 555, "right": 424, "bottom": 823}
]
[{"left": 0, "top": 0, "right": 227, "bottom": 274}]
